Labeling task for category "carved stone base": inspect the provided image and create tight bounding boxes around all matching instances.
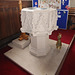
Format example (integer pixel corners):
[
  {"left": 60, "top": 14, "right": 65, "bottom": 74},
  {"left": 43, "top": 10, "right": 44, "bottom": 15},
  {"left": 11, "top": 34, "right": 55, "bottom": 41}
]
[{"left": 29, "top": 35, "right": 50, "bottom": 57}]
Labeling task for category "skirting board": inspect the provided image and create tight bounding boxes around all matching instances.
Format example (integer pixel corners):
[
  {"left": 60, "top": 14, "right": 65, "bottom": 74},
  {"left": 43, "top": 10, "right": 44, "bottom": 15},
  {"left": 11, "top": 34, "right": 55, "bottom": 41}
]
[{"left": 4, "top": 35, "right": 75, "bottom": 75}]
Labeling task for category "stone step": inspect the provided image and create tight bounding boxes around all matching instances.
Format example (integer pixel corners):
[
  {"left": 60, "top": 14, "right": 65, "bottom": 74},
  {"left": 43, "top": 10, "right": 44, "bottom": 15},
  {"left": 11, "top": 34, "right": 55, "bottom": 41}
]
[{"left": 12, "top": 38, "right": 31, "bottom": 49}]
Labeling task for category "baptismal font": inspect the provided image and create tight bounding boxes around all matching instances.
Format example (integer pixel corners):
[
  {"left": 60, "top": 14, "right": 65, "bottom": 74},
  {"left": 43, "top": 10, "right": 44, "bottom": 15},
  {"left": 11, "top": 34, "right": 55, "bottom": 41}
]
[
  {"left": 18, "top": 7, "right": 58, "bottom": 57},
  {"left": 18, "top": 0, "right": 58, "bottom": 57}
]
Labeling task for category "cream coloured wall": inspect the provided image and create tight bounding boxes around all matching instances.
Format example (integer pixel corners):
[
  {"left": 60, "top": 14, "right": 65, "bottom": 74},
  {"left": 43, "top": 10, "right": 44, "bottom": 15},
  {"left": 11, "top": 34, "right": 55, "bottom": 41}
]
[{"left": 70, "top": 0, "right": 75, "bottom": 7}]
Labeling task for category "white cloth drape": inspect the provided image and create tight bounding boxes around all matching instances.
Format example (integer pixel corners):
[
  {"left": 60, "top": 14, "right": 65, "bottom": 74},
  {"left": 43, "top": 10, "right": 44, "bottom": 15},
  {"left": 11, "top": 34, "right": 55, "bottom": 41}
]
[{"left": 20, "top": 8, "right": 58, "bottom": 36}]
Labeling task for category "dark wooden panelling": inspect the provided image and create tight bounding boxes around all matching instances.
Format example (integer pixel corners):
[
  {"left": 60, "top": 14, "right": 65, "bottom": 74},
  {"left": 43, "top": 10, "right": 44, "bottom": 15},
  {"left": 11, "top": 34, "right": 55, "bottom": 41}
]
[
  {"left": 67, "top": 7, "right": 75, "bottom": 29},
  {"left": 0, "top": 1, "right": 32, "bottom": 40}
]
